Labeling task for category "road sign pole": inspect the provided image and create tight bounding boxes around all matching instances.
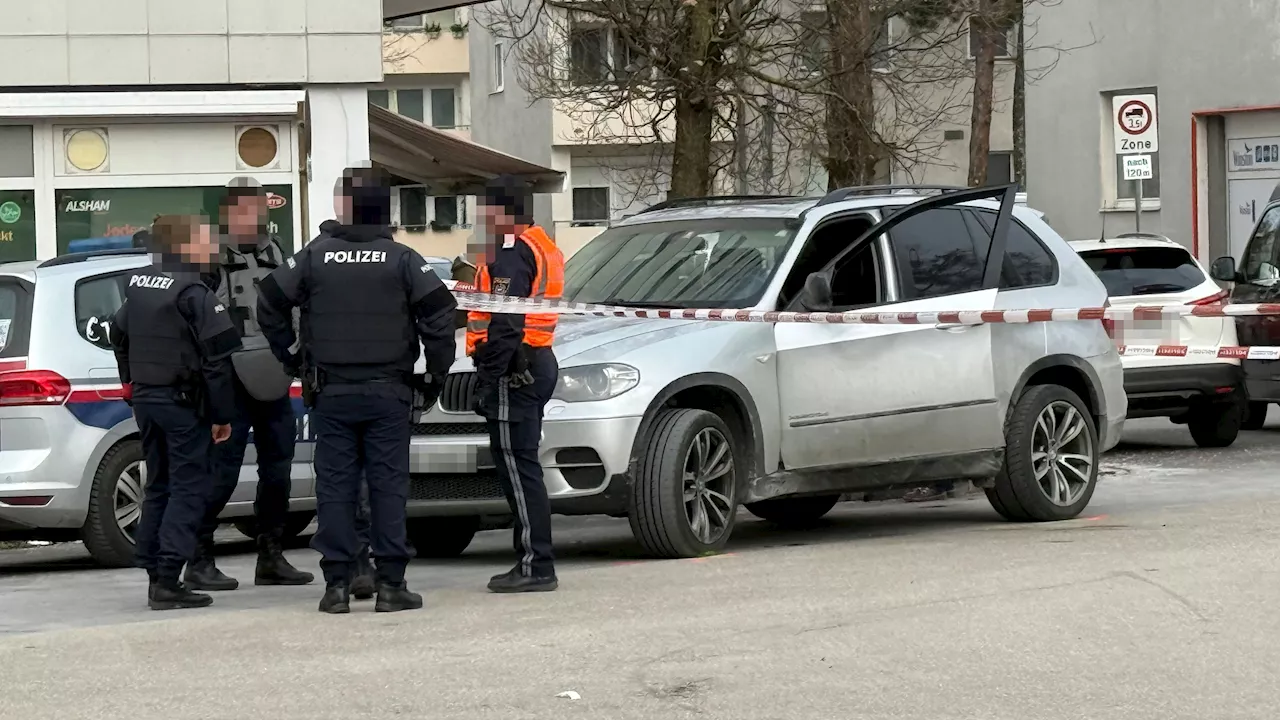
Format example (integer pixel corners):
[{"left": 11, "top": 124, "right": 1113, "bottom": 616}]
[{"left": 1135, "top": 179, "right": 1143, "bottom": 232}]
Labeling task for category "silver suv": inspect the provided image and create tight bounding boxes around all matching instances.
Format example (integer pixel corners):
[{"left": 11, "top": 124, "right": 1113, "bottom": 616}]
[{"left": 407, "top": 185, "right": 1127, "bottom": 557}]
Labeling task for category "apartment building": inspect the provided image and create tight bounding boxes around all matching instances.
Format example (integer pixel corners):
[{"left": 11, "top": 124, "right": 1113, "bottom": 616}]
[
  {"left": 374, "top": 8, "right": 478, "bottom": 260},
  {"left": 466, "top": 5, "right": 1018, "bottom": 254}
]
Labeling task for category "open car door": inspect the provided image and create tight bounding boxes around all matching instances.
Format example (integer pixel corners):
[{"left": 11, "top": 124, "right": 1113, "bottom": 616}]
[{"left": 773, "top": 185, "right": 1019, "bottom": 473}]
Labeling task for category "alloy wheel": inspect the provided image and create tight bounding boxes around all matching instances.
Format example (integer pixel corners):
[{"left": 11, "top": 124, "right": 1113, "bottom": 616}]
[
  {"left": 115, "top": 461, "right": 146, "bottom": 544},
  {"left": 682, "top": 427, "right": 735, "bottom": 545},
  {"left": 1032, "top": 400, "right": 1094, "bottom": 506}
]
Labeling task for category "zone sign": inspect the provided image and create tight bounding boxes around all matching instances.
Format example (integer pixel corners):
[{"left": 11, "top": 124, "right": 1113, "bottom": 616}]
[{"left": 1113, "top": 93, "right": 1159, "bottom": 154}]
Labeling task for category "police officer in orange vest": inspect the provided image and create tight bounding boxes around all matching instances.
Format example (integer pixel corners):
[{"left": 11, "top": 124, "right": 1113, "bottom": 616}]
[{"left": 468, "top": 175, "right": 564, "bottom": 593}]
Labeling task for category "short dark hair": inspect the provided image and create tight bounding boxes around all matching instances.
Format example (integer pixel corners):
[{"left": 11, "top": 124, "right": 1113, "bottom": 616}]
[
  {"left": 150, "top": 215, "right": 202, "bottom": 252},
  {"left": 482, "top": 174, "right": 533, "bottom": 225},
  {"left": 340, "top": 166, "right": 392, "bottom": 225}
]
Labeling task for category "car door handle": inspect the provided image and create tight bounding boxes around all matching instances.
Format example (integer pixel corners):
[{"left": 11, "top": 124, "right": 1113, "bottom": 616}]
[{"left": 934, "top": 323, "right": 975, "bottom": 333}]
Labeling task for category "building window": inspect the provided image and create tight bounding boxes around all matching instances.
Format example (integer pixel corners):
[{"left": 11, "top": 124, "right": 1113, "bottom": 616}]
[
  {"left": 433, "top": 196, "right": 460, "bottom": 228},
  {"left": 397, "top": 189, "right": 468, "bottom": 231},
  {"left": 430, "top": 88, "right": 456, "bottom": 129},
  {"left": 386, "top": 10, "right": 457, "bottom": 31},
  {"left": 987, "top": 151, "right": 1013, "bottom": 186},
  {"left": 572, "top": 187, "right": 610, "bottom": 226},
  {"left": 968, "top": 16, "right": 1013, "bottom": 58},
  {"left": 568, "top": 21, "right": 645, "bottom": 84},
  {"left": 369, "top": 90, "right": 390, "bottom": 109},
  {"left": 799, "top": 13, "right": 891, "bottom": 74},
  {"left": 396, "top": 89, "right": 425, "bottom": 122},
  {"left": 0, "top": 190, "right": 36, "bottom": 263},
  {"left": 493, "top": 41, "right": 505, "bottom": 93},
  {"left": 399, "top": 187, "right": 429, "bottom": 230}
]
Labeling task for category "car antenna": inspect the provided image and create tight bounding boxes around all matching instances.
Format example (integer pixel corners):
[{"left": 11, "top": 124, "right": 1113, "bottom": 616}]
[{"left": 1098, "top": 213, "right": 1107, "bottom": 243}]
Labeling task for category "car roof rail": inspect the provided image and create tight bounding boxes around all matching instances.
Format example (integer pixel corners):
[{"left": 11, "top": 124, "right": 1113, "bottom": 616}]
[
  {"left": 813, "top": 184, "right": 971, "bottom": 208},
  {"left": 37, "top": 247, "right": 151, "bottom": 269},
  {"left": 633, "top": 194, "right": 801, "bottom": 216}
]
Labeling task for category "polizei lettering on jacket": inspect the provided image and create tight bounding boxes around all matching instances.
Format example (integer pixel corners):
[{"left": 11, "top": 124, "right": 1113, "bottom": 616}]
[
  {"left": 129, "top": 274, "right": 175, "bottom": 290},
  {"left": 323, "top": 250, "right": 388, "bottom": 264}
]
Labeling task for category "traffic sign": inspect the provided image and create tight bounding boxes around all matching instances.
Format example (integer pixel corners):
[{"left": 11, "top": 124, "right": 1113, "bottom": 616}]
[
  {"left": 1113, "top": 94, "right": 1159, "bottom": 154},
  {"left": 1123, "top": 154, "right": 1153, "bottom": 181}
]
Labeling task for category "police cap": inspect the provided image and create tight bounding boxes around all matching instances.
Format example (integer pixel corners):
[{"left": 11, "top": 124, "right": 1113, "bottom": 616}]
[{"left": 481, "top": 174, "right": 533, "bottom": 226}]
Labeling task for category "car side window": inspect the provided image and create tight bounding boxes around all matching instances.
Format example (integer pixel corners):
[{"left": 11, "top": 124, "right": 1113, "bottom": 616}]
[
  {"left": 827, "top": 240, "right": 884, "bottom": 310},
  {"left": 1241, "top": 205, "right": 1280, "bottom": 286},
  {"left": 75, "top": 272, "right": 131, "bottom": 350},
  {"left": 887, "top": 208, "right": 987, "bottom": 301},
  {"left": 970, "top": 210, "right": 1059, "bottom": 289}
]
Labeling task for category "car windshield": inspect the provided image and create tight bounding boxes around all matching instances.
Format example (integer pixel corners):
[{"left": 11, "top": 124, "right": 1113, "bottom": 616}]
[
  {"left": 1078, "top": 246, "right": 1205, "bottom": 297},
  {"left": 562, "top": 218, "right": 797, "bottom": 309}
]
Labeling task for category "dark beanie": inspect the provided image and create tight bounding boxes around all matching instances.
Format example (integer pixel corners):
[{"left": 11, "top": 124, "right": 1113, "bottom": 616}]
[
  {"left": 341, "top": 166, "right": 392, "bottom": 226},
  {"left": 483, "top": 174, "right": 533, "bottom": 225}
]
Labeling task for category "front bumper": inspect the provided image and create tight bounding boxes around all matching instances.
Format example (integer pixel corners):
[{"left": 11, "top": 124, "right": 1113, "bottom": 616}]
[
  {"left": 1123, "top": 363, "right": 1243, "bottom": 419},
  {"left": 405, "top": 412, "right": 643, "bottom": 517}
]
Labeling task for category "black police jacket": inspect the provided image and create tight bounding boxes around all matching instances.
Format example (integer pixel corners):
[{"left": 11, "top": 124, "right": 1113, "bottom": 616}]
[
  {"left": 109, "top": 263, "right": 242, "bottom": 423},
  {"left": 256, "top": 221, "right": 458, "bottom": 390}
]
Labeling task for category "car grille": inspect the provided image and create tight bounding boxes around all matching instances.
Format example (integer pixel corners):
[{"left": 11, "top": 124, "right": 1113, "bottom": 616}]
[
  {"left": 440, "top": 372, "right": 478, "bottom": 413},
  {"left": 410, "top": 422, "right": 488, "bottom": 436},
  {"left": 408, "top": 473, "right": 505, "bottom": 502}
]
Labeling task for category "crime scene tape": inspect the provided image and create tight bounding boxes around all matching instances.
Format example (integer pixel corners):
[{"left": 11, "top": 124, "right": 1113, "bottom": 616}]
[
  {"left": 1116, "top": 345, "right": 1280, "bottom": 360},
  {"left": 447, "top": 282, "right": 1280, "bottom": 325}
]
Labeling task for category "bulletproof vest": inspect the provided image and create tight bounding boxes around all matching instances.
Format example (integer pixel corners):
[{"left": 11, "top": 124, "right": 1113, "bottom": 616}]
[
  {"left": 123, "top": 266, "right": 204, "bottom": 387},
  {"left": 303, "top": 235, "right": 417, "bottom": 372},
  {"left": 220, "top": 237, "right": 294, "bottom": 400}
]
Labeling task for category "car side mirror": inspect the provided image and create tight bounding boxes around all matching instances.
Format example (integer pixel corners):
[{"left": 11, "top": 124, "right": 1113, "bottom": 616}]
[
  {"left": 1210, "top": 256, "right": 1237, "bottom": 283},
  {"left": 798, "top": 272, "right": 834, "bottom": 312}
]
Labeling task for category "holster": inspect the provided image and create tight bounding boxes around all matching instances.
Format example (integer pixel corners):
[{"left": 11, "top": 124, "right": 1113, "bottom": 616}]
[
  {"left": 301, "top": 365, "right": 324, "bottom": 409},
  {"left": 175, "top": 379, "right": 210, "bottom": 420}
]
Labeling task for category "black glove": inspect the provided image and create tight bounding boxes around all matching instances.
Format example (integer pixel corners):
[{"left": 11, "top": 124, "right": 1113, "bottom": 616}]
[
  {"left": 506, "top": 345, "right": 535, "bottom": 388},
  {"left": 283, "top": 352, "right": 301, "bottom": 377},
  {"left": 412, "top": 373, "right": 443, "bottom": 411},
  {"left": 472, "top": 378, "right": 491, "bottom": 415}
]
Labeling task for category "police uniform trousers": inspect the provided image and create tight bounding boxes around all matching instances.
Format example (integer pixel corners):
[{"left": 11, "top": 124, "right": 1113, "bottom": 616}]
[
  {"left": 310, "top": 388, "right": 412, "bottom": 587},
  {"left": 198, "top": 377, "right": 295, "bottom": 548},
  {"left": 132, "top": 392, "right": 216, "bottom": 583},
  {"left": 485, "top": 348, "right": 559, "bottom": 577}
]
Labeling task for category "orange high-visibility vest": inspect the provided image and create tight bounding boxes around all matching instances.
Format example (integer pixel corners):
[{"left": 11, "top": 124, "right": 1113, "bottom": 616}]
[{"left": 466, "top": 226, "right": 564, "bottom": 356}]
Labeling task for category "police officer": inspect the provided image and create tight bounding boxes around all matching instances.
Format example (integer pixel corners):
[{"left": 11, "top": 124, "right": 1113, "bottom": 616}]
[
  {"left": 186, "top": 177, "right": 313, "bottom": 592},
  {"left": 109, "top": 215, "right": 242, "bottom": 610},
  {"left": 467, "top": 175, "right": 564, "bottom": 594},
  {"left": 257, "top": 166, "right": 457, "bottom": 613}
]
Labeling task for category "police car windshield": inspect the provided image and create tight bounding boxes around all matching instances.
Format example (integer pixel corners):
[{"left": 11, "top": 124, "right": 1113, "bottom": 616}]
[{"left": 563, "top": 218, "right": 796, "bottom": 309}]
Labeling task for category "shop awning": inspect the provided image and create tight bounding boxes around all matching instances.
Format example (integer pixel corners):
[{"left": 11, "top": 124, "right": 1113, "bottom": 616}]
[{"left": 368, "top": 104, "right": 563, "bottom": 194}]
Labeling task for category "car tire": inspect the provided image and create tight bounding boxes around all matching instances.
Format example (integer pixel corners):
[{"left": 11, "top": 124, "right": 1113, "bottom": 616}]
[
  {"left": 1242, "top": 401, "right": 1269, "bottom": 431},
  {"left": 234, "top": 512, "right": 316, "bottom": 541},
  {"left": 82, "top": 439, "right": 146, "bottom": 568},
  {"left": 745, "top": 495, "right": 840, "bottom": 526},
  {"left": 629, "top": 408, "right": 739, "bottom": 558},
  {"left": 1188, "top": 400, "right": 1243, "bottom": 448},
  {"left": 406, "top": 516, "right": 480, "bottom": 558},
  {"left": 987, "top": 385, "right": 1098, "bottom": 522}
]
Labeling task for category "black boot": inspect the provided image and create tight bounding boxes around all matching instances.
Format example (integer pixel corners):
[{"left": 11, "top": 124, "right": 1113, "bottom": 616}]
[
  {"left": 487, "top": 566, "right": 558, "bottom": 594},
  {"left": 149, "top": 581, "right": 213, "bottom": 611},
  {"left": 350, "top": 550, "right": 375, "bottom": 601},
  {"left": 255, "top": 534, "right": 315, "bottom": 586},
  {"left": 374, "top": 583, "right": 423, "bottom": 613},
  {"left": 184, "top": 545, "right": 239, "bottom": 591},
  {"left": 318, "top": 585, "right": 351, "bottom": 614}
]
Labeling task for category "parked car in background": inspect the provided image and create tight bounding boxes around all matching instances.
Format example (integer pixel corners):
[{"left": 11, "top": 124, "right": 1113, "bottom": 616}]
[
  {"left": 1213, "top": 199, "right": 1280, "bottom": 430},
  {"left": 1072, "top": 233, "right": 1244, "bottom": 447},
  {"left": 398, "top": 185, "right": 1127, "bottom": 559}
]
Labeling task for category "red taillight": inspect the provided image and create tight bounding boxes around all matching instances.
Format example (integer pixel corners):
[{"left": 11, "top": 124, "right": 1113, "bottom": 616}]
[
  {"left": 1101, "top": 298, "right": 1115, "bottom": 338},
  {"left": 0, "top": 370, "right": 72, "bottom": 407},
  {"left": 1190, "top": 289, "right": 1230, "bottom": 305}
]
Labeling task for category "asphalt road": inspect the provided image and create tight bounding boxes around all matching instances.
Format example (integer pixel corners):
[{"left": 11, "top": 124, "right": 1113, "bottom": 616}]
[{"left": 3, "top": 417, "right": 1280, "bottom": 719}]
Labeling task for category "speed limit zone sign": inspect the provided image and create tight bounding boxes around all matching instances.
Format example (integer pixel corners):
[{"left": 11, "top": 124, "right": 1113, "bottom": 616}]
[{"left": 1113, "top": 93, "right": 1159, "bottom": 154}]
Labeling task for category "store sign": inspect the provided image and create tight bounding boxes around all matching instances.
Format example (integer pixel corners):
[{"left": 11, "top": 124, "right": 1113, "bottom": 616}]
[
  {"left": 55, "top": 185, "right": 295, "bottom": 255},
  {"left": 0, "top": 191, "right": 37, "bottom": 263},
  {"left": 1230, "top": 137, "right": 1280, "bottom": 172}
]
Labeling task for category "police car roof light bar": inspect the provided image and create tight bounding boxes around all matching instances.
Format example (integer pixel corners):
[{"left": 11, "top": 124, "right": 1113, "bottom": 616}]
[
  {"left": 813, "top": 184, "right": 970, "bottom": 208},
  {"left": 635, "top": 195, "right": 801, "bottom": 216},
  {"left": 37, "top": 247, "right": 151, "bottom": 269}
]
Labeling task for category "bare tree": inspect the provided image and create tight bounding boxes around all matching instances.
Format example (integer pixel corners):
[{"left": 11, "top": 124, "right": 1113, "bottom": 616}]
[{"left": 1011, "top": 0, "right": 1026, "bottom": 187}]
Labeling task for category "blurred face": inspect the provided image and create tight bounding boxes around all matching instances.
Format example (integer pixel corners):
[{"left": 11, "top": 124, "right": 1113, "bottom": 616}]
[
  {"left": 177, "top": 223, "right": 219, "bottom": 267},
  {"left": 223, "top": 195, "right": 267, "bottom": 238},
  {"left": 333, "top": 187, "right": 353, "bottom": 224}
]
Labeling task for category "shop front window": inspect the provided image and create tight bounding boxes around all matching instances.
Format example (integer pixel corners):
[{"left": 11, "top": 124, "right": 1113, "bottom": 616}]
[
  {"left": 0, "top": 190, "right": 37, "bottom": 263},
  {"left": 54, "top": 185, "right": 296, "bottom": 255}
]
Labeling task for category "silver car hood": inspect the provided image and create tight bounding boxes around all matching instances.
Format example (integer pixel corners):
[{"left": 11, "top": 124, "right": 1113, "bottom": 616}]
[{"left": 442, "top": 314, "right": 704, "bottom": 371}]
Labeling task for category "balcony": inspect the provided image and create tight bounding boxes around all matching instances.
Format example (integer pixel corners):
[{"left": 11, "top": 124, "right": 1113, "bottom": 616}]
[{"left": 383, "top": 30, "right": 470, "bottom": 76}]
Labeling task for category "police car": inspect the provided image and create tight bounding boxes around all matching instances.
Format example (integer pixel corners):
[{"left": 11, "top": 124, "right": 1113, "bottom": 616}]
[{"left": 0, "top": 249, "right": 319, "bottom": 566}]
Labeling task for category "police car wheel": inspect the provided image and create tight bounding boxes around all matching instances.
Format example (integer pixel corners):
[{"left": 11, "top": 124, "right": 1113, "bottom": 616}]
[
  {"left": 233, "top": 512, "right": 316, "bottom": 541},
  {"left": 987, "top": 385, "right": 1098, "bottom": 522},
  {"left": 629, "top": 408, "right": 739, "bottom": 559},
  {"left": 406, "top": 516, "right": 480, "bottom": 558},
  {"left": 82, "top": 439, "right": 146, "bottom": 568},
  {"left": 744, "top": 495, "right": 840, "bottom": 527}
]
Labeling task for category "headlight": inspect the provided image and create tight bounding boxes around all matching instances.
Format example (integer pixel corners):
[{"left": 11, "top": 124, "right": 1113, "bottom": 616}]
[{"left": 553, "top": 364, "right": 640, "bottom": 403}]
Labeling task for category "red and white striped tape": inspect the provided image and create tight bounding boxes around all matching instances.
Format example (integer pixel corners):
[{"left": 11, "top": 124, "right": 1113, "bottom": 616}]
[
  {"left": 1116, "top": 345, "right": 1280, "bottom": 360},
  {"left": 448, "top": 283, "right": 1280, "bottom": 325}
]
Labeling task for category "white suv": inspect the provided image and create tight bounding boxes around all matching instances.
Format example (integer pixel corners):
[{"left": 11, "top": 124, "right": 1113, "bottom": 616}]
[
  {"left": 1071, "top": 233, "right": 1244, "bottom": 447},
  {"left": 402, "top": 185, "right": 1128, "bottom": 558}
]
